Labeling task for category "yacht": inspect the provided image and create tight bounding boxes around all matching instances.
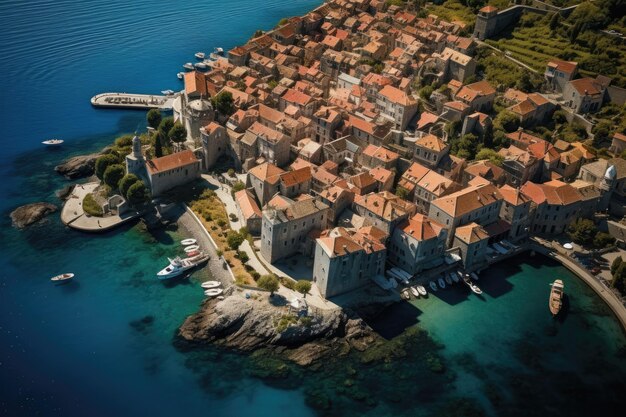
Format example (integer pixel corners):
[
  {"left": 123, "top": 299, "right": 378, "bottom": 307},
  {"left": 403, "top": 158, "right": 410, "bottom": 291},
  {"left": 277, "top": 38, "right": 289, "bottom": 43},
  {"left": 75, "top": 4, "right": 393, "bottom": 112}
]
[
  {"left": 429, "top": 281, "right": 438, "bottom": 292},
  {"left": 214, "top": 47, "right": 224, "bottom": 55},
  {"left": 157, "top": 252, "right": 209, "bottom": 280},
  {"left": 183, "top": 62, "right": 195, "bottom": 70},
  {"left": 438, "top": 277, "right": 446, "bottom": 289},
  {"left": 50, "top": 273, "right": 74, "bottom": 283},
  {"left": 549, "top": 279, "right": 564, "bottom": 316},
  {"left": 194, "top": 62, "right": 208, "bottom": 69},
  {"left": 195, "top": 52, "right": 205, "bottom": 59},
  {"left": 161, "top": 89, "right": 175, "bottom": 96}
]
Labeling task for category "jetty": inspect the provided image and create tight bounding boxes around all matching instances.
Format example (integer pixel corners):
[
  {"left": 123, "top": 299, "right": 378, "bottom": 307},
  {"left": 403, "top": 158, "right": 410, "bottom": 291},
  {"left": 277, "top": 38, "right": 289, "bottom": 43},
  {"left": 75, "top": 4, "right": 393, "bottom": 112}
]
[{"left": 90, "top": 93, "right": 175, "bottom": 110}]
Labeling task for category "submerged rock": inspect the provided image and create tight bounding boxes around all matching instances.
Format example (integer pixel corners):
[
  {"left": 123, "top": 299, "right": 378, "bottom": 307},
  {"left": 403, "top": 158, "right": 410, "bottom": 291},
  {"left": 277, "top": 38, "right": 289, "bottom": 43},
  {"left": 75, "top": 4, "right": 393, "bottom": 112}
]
[{"left": 10, "top": 202, "right": 57, "bottom": 228}]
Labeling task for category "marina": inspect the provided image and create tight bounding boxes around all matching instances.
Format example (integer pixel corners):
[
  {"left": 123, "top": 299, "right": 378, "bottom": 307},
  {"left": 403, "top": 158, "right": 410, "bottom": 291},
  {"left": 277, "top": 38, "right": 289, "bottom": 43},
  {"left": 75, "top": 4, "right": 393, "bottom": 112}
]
[{"left": 90, "top": 93, "right": 175, "bottom": 110}]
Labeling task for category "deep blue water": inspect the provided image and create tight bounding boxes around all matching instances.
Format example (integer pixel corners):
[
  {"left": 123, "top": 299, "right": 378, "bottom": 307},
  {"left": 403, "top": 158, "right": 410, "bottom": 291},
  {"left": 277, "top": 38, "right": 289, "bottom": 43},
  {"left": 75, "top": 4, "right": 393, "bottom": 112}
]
[{"left": 1, "top": 1, "right": 626, "bottom": 417}]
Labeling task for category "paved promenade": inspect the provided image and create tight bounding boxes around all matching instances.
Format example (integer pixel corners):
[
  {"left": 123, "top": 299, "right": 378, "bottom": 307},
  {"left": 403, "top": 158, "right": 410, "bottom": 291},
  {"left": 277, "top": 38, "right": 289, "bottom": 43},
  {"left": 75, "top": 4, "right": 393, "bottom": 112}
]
[
  {"left": 91, "top": 93, "right": 174, "bottom": 110},
  {"left": 61, "top": 182, "right": 139, "bottom": 232}
]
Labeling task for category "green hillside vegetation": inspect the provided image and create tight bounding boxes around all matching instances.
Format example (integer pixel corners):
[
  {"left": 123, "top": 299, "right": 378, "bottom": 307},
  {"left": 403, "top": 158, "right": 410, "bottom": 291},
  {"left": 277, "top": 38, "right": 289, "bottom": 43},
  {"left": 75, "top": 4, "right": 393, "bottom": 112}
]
[{"left": 486, "top": 1, "right": 626, "bottom": 87}]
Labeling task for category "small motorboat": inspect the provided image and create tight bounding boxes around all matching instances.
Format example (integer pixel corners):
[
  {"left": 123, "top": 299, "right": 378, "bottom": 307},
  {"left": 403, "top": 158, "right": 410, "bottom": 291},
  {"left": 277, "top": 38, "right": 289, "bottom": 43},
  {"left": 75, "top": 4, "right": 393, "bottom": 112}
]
[
  {"left": 50, "top": 273, "right": 74, "bottom": 283},
  {"left": 410, "top": 286, "right": 419, "bottom": 298},
  {"left": 445, "top": 274, "right": 453, "bottom": 285},
  {"left": 417, "top": 285, "right": 427, "bottom": 296},
  {"left": 549, "top": 279, "right": 564, "bottom": 316},
  {"left": 194, "top": 62, "right": 208, "bottom": 69},
  {"left": 157, "top": 253, "right": 209, "bottom": 280},
  {"left": 161, "top": 89, "right": 175, "bottom": 96},
  {"left": 204, "top": 288, "right": 223, "bottom": 297},
  {"left": 177, "top": 72, "right": 185, "bottom": 79},
  {"left": 438, "top": 278, "right": 446, "bottom": 289},
  {"left": 214, "top": 47, "right": 224, "bottom": 55},
  {"left": 401, "top": 290, "right": 411, "bottom": 300},
  {"left": 195, "top": 52, "right": 205, "bottom": 59},
  {"left": 183, "top": 62, "right": 194, "bottom": 70},
  {"left": 181, "top": 238, "right": 197, "bottom": 246},
  {"left": 201, "top": 281, "right": 221, "bottom": 289},
  {"left": 42, "top": 139, "right": 64, "bottom": 146},
  {"left": 470, "top": 272, "right": 480, "bottom": 281},
  {"left": 429, "top": 281, "right": 438, "bottom": 292},
  {"left": 450, "top": 272, "right": 460, "bottom": 283},
  {"left": 184, "top": 245, "right": 200, "bottom": 253}
]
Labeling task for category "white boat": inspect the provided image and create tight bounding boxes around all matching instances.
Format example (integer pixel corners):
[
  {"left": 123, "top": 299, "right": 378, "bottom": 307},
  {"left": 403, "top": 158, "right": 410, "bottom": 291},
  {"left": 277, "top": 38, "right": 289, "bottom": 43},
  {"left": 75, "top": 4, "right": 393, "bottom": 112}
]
[
  {"left": 410, "top": 286, "right": 419, "bottom": 297},
  {"left": 445, "top": 274, "right": 452, "bottom": 285},
  {"left": 201, "top": 281, "right": 220, "bottom": 289},
  {"left": 194, "top": 62, "right": 208, "bottom": 69},
  {"left": 417, "top": 285, "right": 427, "bottom": 296},
  {"left": 450, "top": 272, "right": 460, "bottom": 283},
  {"left": 181, "top": 238, "right": 197, "bottom": 246},
  {"left": 42, "top": 139, "right": 64, "bottom": 146},
  {"left": 429, "top": 281, "right": 438, "bottom": 292},
  {"left": 214, "top": 47, "right": 224, "bottom": 55},
  {"left": 462, "top": 274, "right": 482, "bottom": 294},
  {"left": 401, "top": 290, "right": 411, "bottom": 300},
  {"left": 161, "top": 89, "right": 175, "bottom": 95},
  {"left": 204, "top": 288, "right": 223, "bottom": 297},
  {"left": 184, "top": 245, "right": 200, "bottom": 253},
  {"left": 50, "top": 273, "right": 74, "bottom": 283},
  {"left": 438, "top": 278, "right": 446, "bottom": 289},
  {"left": 183, "top": 62, "right": 194, "bottom": 70},
  {"left": 195, "top": 52, "right": 205, "bottom": 59},
  {"left": 177, "top": 72, "right": 185, "bottom": 79},
  {"left": 470, "top": 272, "right": 480, "bottom": 281},
  {"left": 157, "top": 253, "right": 209, "bottom": 280}
]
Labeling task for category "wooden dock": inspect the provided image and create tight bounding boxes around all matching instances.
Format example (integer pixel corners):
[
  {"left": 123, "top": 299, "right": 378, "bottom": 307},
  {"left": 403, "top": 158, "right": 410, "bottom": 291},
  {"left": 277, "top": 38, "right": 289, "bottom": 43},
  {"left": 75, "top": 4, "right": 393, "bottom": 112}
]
[{"left": 90, "top": 92, "right": 175, "bottom": 110}]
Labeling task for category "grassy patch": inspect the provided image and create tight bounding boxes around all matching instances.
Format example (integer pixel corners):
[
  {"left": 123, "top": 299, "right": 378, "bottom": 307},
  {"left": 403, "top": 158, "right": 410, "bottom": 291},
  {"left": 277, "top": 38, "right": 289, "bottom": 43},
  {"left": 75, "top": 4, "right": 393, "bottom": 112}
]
[
  {"left": 189, "top": 189, "right": 256, "bottom": 286},
  {"left": 83, "top": 193, "right": 103, "bottom": 217}
]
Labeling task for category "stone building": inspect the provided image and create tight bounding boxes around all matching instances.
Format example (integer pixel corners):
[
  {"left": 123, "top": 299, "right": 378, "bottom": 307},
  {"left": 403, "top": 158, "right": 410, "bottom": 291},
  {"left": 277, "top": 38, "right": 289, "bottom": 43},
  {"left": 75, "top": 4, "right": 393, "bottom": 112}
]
[
  {"left": 453, "top": 222, "right": 489, "bottom": 271},
  {"left": 145, "top": 150, "right": 201, "bottom": 196}
]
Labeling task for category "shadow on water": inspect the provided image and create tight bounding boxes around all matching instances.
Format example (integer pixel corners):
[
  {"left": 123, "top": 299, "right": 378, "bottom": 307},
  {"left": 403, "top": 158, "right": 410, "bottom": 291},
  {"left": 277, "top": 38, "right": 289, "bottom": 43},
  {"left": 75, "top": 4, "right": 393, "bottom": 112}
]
[
  {"left": 58, "top": 280, "right": 81, "bottom": 294},
  {"left": 553, "top": 293, "right": 570, "bottom": 324},
  {"left": 149, "top": 227, "right": 176, "bottom": 245},
  {"left": 363, "top": 301, "right": 423, "bottom": 340},
  {"left": 430, "top": 284, "right": 472, "bottom": 305}
]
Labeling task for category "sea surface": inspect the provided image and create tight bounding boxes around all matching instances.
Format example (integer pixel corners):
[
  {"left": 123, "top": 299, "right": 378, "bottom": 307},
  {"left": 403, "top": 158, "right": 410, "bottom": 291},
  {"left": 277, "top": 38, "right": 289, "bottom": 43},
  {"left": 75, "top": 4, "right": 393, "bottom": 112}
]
[{"left": 0, "top": 1, "right": 625, "bottom": 416}]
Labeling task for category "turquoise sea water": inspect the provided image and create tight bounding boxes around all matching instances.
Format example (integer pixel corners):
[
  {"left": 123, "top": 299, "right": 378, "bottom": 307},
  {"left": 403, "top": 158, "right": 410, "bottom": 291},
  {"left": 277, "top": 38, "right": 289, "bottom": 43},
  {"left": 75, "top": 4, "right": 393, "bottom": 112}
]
[{"left": 1, "top": 1, "right": 625, "bottom": 416}]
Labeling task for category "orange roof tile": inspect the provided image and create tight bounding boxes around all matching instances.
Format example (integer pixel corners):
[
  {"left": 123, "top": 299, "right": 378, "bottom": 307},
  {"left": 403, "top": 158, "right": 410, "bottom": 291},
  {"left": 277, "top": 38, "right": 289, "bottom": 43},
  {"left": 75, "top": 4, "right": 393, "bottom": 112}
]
[{"left": 146, "top": 150, "right": 199, "bottom": 174}]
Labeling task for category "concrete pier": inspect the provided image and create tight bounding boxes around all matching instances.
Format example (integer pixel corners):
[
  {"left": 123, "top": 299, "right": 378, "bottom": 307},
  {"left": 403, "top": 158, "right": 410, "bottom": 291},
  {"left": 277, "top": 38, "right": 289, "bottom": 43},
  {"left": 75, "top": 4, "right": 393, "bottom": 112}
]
[{"left": 90, "top": 92, "right": 175, "bottom": 110}]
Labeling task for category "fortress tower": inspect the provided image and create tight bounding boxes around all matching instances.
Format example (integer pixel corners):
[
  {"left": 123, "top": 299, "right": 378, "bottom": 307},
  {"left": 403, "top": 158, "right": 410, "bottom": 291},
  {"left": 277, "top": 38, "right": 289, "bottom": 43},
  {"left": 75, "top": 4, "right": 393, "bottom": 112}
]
[{"left": 473, "top": 6, "right": 499, "bottom": 40}]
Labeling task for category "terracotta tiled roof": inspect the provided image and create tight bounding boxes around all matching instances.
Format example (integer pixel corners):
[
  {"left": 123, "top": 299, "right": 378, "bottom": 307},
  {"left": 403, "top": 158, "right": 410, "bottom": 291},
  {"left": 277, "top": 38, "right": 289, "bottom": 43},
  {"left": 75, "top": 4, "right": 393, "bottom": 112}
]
[
  {"left": 362, "top": 145, "right": 399, "bottom": 162},
  {"left": 146, "top": 150, "right": 199, "bottom": 174},
  {"left": 416, "top": 134, "right": 447, "bottom": 152},
  {"left": 279, "top": 166, "right": 311, "bottom": 187},
  {"left": 248, "top": 162, "right": 285, "bottom": 183},
  {"left": 235, "top": 189, "right": 262, "bottom": 219},
  {"left": 499, "top": 184, "right": 531, "bottom": 206},
  {"left": 520, "top": 180, "right": 583, "bottom": 206},
  {"left": 455, "top": 222, "right": 489, "bottom": 244},
  {"left": 378, "top": 85, "right": 416, "bottom": 106},
  {"left": 569, "top": 78, "right": 602, "bottom": 96},
  {"left": 547, "top": 59, "right": 577, "bottom": 74},
  {"left": 397, "top": 213, "right": 445, "bottom": 241},
  {"left": 354, "top": 191, "right": 417, "bottom": 220},
  {"left": 431, "top": 184, "right": 502, "bottom": 218}
]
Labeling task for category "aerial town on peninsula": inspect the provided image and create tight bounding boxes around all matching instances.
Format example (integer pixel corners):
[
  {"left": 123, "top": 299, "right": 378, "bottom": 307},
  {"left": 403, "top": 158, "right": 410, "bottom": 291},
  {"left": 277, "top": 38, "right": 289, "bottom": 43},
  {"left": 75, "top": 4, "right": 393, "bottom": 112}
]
[{"left": 52, "top": 0, "right": 626, "bottom": 320}]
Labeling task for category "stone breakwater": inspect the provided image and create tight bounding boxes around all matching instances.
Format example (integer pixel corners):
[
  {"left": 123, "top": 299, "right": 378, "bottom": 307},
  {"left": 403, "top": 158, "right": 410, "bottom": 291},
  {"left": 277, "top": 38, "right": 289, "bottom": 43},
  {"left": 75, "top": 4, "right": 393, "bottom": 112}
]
[{"left": 178, "top": 295, "right": 379, "bottom": 366}]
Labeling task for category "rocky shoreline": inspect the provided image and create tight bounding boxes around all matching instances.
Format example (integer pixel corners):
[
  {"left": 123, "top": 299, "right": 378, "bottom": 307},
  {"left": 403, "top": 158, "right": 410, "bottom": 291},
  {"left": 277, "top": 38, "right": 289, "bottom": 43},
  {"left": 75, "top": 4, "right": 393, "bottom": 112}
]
[
  {"left": 10, "top": 202, "right": 58, "bottom": 229},
  {"left": 54, "top": 147, "right": 110, "bottom": 179},
  {"left": 177, "top": 294, "right": 384, "bottom": 366}
]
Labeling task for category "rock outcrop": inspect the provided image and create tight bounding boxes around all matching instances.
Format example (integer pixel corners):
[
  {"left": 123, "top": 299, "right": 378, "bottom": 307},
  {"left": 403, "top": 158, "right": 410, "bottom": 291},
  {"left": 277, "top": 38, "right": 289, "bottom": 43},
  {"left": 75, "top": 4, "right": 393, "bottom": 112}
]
[
  {"left": 56, "top": 184, "right": 76, "bottom": 200},
  {"left": 10, "top": 202, "right": 57, "bottom": 228},
  {"left": 55, "top": 153, "right": 101, "bottom": 179},
  {"left": 178, "top": 295, "right": 378, "bottom": 365}
]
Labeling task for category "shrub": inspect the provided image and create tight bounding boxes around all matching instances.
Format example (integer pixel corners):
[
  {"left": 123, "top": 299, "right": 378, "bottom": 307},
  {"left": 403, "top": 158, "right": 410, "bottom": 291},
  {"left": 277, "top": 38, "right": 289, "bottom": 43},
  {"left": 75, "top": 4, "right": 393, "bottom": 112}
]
[
  {"left": 83, "top": 193, "right": 103, "bottom": 217},
  {"left": 610, "top": 256, "right": 622, "bottom": 275},
  {"left": 229, "top": 213, "right": 239, "bottom": 222},
  {"left": 280, "top": 277, "right": 295, "bottom": 290},
  {"left": 250, "top": 271, "right": 261, "bottom": 281},
  {"left": 118, "top": 174, "right": 139, "bottom": 197},
  {"left": 126, "top": 181, "right": 149, "bottom": 206},
  {"left": 95, "top": 154, "right": 119, "bottom": 180},
  {"left": 258, "top": 274, "right": 279, "bottom": 295},
  {"left": 567, "top": 218, "right": 596, "bottom": 245},
  {"left": 103, "top": 164, "right": 126, "bottom": 190},
  {"left": 227, "top": 231, "right": 245, "bottom": 250},
  {"left": 237, "top": 251, "right": 250, "bottom": 263},
  {"left": 295, "top": 280, "right": 312, "bottom": 297},
  {"left": 227, "top": 168, "right": 235, "bottom": 177},
  {"left": 216, "top": 219, "right": 227, "bottom": 228},
  {"left": 593, "top": 232, "right": 615, "bottom": 249}
]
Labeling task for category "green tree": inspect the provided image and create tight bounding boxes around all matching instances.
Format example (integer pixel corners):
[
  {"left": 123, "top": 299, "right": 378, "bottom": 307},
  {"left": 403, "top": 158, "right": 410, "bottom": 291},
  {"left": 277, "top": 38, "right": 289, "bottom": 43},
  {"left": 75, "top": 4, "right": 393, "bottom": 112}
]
[
  {"left": 593, "top": 232, "right": 615, "bottom": 248},
  {"left": 103, "top": 164, "right": 126, "bottom": 190},
  {"left": 278, "top": 17, "right": 289, "bottom": 26},
  {"left": 231, "top": 181, "right": 245, "bottom": 198},
  {"left": 118, "top": 174, "right": 139, "bottom": 197},
  {"left": 212, "top": 91, "right": 235, "bottom": 116},
  {"left": 168, "top": 122, "right": 187, "bottom": 146},
  {"left": 569, "top": 21, "right": 582, "bottom": 43},
  {"left": 610, "top": 256, "right": 622, "bottom": 275},
  {"left": 494, "top": 110, "right": 520, "bottom": 133},
  {"left": 95, "top": 154, "right": 120, "bottom": 180},
  {"left": 396, "top": 187, "right": 409, "bottom": 200},
  {"left": 258, "top": 274, "right": 280, "bottom": 296},
  {"left": 114, "top": 134, "right": 134, "bottom": 148},
  {"left": 475, "top": 148, "right": 504, "bottom": 166},
  {"left": 613, "top": 263, "right": 626, "bottom": 294},
  {"left": 158, "top": 116, "right": 174, "bottom": 137},
  {"left": 154, "top": 131, "right": 163, "bottom": 157},
  {"left": 295, "top": 280, "right": 312, "bottom": 298},
  {"left": 567, "top": 218, "right": 596, "bottom": 245},
  {"left": 226, "top": 231, "right": 245, "bottom": 250},
  {"left": 126, "top": 181, "right": 149, "bottom": 206},
  {"left": 146, "top": 109, "right": 162, "bottom": 130}
]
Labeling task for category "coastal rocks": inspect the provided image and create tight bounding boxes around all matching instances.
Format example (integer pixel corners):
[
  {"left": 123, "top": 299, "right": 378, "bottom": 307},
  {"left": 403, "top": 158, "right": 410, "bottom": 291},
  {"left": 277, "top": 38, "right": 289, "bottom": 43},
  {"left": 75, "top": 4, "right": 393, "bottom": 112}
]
[
  {"left": 54, "top": 147, "right": 111, "bottom": 179},
  {"left": 10, "top": 202, "right": 57, "bottom": 228},
  {"left": 178, "top": 295, "right": 378, "bottom": 365},
  {"left": 56, "top": 184, "right": 75, "bottom": 200}
]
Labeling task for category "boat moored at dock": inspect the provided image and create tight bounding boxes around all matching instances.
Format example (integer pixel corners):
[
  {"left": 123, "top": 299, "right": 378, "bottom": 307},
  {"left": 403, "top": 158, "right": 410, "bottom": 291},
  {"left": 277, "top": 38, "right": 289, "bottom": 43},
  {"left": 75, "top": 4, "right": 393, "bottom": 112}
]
[
  {"left": 438, "top": 278, "right": 446, "bottom": 289},
  {"left": 410, "top": 286, "right": 419, "bottom": 297},
  {"left": 417, "top": 285, "right": 427, "bottom": 296},
  {"left": 462, "top": 274, "right": 483, "bottom": 295},
  {"left": 181, "top": 238, "right": 197, "bottom": 246},
  {"left": 429, "top": 281, "right": 438, "bottom": 292},
  {"left": 183, "top": 62, "right": 194, "bottom": 70},
  {"left": 157, "top": 252, "right": 209, "bottom": 280},
  {"left": 194, "top": 52, "right": 205, "bottom": 59}
]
